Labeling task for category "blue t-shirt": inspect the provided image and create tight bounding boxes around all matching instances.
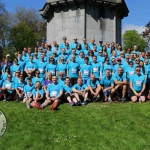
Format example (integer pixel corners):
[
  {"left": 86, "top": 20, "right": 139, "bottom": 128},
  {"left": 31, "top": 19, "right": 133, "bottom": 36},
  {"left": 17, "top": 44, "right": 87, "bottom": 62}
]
[
  {"left": 46, "top": 63, "right": 57, "bottom": 76},
  {"left": 86, "top": 79, "right": 100, "bottom": 89},
  {"left": 47, "top": 83, "right": 63, "bottom": 97},
  {"left": 73, "top": 83, "right": 87, "bottom": 90},
  {"left": 25, "top": 62, "right": 37, "bottom": 71},
  {"left": 80, "top": 64, "right": 91, "bottom": 79},
  {"left": 91, "top": 62, "right": 101, "bottom": 78},
  {"left": 56, "top": 63, "right": 67, "bottom": 78},
  {"left": 32, "top": 88, "right": 44, "bottom": 97},
  {"left": 37, "top": 61, "right": 48, "bottom": 78},
  {"left": 63, "top": 84, "right": 73, "bottom": 93},
  {"left": 102, "top": 63, "right": 113, "bottom": 75},
  {"left": 126, "top": 66, "right": 135, "bottom": 80},
  {"left": 23, "top": 84, "right": 34, "bottom": 97},
  {"left": 130, "top": 74, "right": 146, "bottom": 91},
  {"left": 70, "top": 42, "right": 78, "bottom": 49},
  {"left": 2, "top": 81, "right": 15, "bottom": 93},
  {"left": 10, "top": 64, "right": 22, "bottom": 76},
  {"left": 113, "top": 72, "right": 127, "bottom": 84},
  {"left": 15, "top": 81, "right": 25, "bottom": 91},
  {"left": 32, "top": 77, "right": 44, "bottom": 86},
  {"left": 67, "top": 61, "right": 79, "bottom": 78},
  {"left": 100, "top": 76, "right": 114, "bottom": 88}
]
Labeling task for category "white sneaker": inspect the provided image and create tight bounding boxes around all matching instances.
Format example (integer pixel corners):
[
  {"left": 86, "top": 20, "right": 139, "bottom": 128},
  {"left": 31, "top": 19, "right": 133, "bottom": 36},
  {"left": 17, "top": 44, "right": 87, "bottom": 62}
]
[{"left": 108, "top": 97, "right": 112, "bottom": 102}]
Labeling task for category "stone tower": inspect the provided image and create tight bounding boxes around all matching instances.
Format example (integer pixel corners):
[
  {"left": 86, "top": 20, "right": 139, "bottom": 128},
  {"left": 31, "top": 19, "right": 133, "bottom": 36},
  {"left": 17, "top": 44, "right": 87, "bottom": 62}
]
[{"left": 40, "top": 0, "right": 129, "bottom": 44}]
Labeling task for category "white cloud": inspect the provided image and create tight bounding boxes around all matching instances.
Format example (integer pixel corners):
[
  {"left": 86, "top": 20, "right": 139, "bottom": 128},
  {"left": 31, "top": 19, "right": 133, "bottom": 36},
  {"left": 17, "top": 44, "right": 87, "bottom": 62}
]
[{"left": 122, "top": 24, "right": 145, "bottom": 35}]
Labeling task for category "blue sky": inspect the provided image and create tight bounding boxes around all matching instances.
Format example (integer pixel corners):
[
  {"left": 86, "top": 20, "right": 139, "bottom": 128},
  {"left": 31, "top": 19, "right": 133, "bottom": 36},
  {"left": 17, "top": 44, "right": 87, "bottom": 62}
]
[{"left": 3, "top": 0, "right": 149, "bottom": 34}]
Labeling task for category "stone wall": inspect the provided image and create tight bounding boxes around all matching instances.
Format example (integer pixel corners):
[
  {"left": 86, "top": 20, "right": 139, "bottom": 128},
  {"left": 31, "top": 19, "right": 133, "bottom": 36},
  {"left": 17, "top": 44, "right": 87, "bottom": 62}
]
[
  {"left": 47, "top": 4, "right": 85, "bottom": 44},
  {"left": 46, "top": 3, "right": 122, "bottom": 45}
]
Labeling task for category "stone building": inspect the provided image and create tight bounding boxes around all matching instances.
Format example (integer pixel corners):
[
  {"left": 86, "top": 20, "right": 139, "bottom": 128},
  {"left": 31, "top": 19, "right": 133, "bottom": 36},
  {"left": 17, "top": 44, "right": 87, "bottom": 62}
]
[{"left": 40, "top": 0, "right": 129, "bottom": 44}]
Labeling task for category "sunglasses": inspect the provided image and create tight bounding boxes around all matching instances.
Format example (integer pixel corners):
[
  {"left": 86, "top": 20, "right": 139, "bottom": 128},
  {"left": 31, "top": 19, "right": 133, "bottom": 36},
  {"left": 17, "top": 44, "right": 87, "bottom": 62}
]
[
  {"left": 99, "top": 52, "right": 102, "bottom": 53},
  {"left": 136, "top": 60, "right": 139, "bottom": 61},
  {"left": 8, "top": 77, "right": 11, "bottom": 78},
  {"left": 136, "top": 69, "right": 140, "bottom": 71},
  {"left": 36, "top": 73, "right": 40, "bottom": 74}
]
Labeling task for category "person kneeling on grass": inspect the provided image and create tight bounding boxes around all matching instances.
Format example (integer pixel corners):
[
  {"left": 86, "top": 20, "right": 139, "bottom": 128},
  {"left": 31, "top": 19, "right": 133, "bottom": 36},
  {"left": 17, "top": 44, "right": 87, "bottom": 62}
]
[
  {"left": 100, "top": 69, "right": 115, "bottom": 102},
  {"left": 26, "top": 81, "right": 45, "bottom": 109},
  {"left": 2, "top": 74, "right": 15, "bottom": 102},
  {"left": 86, "top": 74, "right": 101, "bottom": 102},
  {"left": 130, "top": 66, "right": 146, "bottom": 103},
  {"left": 36, "top": 76, "right": 63, "bottom": 110},
  {"left": 23, "top": 77, "right": 34, "bottom": 103},
  {"left": 63, "top": 77, "right": 78, "bottom": 106},
  {"left": 72, "top": 77, "right": 89, "bottom": 105},
  {"left": 15, "top": 74, "right": 25, "bottom": 102}
]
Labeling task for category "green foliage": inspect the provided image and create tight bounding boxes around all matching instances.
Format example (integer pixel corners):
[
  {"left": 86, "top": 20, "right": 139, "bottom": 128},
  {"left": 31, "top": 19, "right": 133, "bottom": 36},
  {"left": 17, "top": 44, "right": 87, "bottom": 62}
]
[
  {"left": 9, "top": 22, "right": 38, "bottom": 51},
  {"left": 1, "top": 102, "right": 150, "bottom": 150},
  {"left": 123, "top": 30, "right": 147, "bottom": 51}
]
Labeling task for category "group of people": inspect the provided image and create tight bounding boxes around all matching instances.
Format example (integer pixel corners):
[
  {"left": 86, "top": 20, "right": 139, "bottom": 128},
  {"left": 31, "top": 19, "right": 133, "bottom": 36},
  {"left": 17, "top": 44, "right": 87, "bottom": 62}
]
[{"left": 0, "top": 36, "right": 149, "bottom": 110}]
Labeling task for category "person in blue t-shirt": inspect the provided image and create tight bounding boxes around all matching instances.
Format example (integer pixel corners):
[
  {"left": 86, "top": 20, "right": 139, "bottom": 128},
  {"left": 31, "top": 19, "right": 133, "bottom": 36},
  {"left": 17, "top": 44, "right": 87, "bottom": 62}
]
[
  {"left": 100, "top": 69, "right": 115, "bottom": 102},
  {"left": 24, "top": 56, "right": 37, "bottom": 76},
  {"left": 10, "top": 58, "right": 22, "bottom": 76},
  {"left": 113, "top": 67, "right": 127, "bottom": 101},
  {"left": 72, "top": 77, "right": 89, "bottom": 105},
  {"left": 59, "top": 36, "right": 69, "bottom": 50},
  {"left": 80, "top": 57, "right": 91, "bottom": 84},
  {"left": 97, "top": 41, "right": 103, "bottom": 51},
  {"left": 32, "top": 70, "right": 44, "bottom": 86},
  {"left": 132, "top": 45, "right": 140, "bottom": 56},
  {"left": 46, "top": 56, "right": 57, "bottom": 77},
  {"left": 89, "top": 38, "right": 96, "bottom": 50},
  {"left": 113, "top": 58, "right": 124, "bottom": 73},
  {"left": 58, "top": 49, "right": 68, "bottom": 63},
  {"left": 77, "top": 52, "right": 85, "bottom": 66},
  {"left": 65, "top": 42, "right": 71, "bottom": 55},
  {"left": 126, "top": 61, "right": 135, "bottom": 81},
  {"left": 15, "top": 74, "right": 25, "bottom": 102},
  {"left": 87, "top": 74, "right": 101, "bottom": 102},
  {"left": 70, "top": 37, "right": 78, "bottom": 49},
  {"left": 91, "top": 56, "right": 102, "bottom": 80},
  {"left": 38, "top": 76, "right": 63, "bottom": 110},
  {"left": 63, "top": 77, "right": 78, "bottom": 106},
  {"left": 67, "top": 55, "right": 80, "bottom": 85},
  {"left": 130, "top": 66, "right": 146, "bottom": 103},
  {"left": 81, "top": 37, "right": 90, "bottom": 51},
  {"left": 2, "top": 74, "right": 15, "bottom": 101},
  {"left": 23, "top": 77, "right": 34, "bottom": 103},
  {"left": 37, "top": 54, "right": 48, "bottom": 78},
  {"left": 56, "top": 57, "right": 67, "bottom": 79},
  {"left": 97, "top": 50, "right": 105, "bottom": 63},
  {"left": 27, "top": 81, "right": 45, "bottom": 109}
]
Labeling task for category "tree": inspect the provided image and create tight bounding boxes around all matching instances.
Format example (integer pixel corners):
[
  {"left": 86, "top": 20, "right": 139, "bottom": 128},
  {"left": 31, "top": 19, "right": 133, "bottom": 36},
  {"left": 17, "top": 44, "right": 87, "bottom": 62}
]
[
  {"left": 123, "top": 30, "right": 147, "bottom": 51},
  {"left": 0, "top": 0, "right": 11, "bottom": 52},
  {"left": 9, "top": 22, "right": 38, "bottom": 51},
  {"left": 13, "top": 7, "right": 46, "bottom": 42}
]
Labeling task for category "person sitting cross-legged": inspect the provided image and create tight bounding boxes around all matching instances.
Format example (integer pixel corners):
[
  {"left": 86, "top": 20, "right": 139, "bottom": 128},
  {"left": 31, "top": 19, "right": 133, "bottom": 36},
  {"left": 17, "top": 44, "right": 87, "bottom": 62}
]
[
  {"left": 37, "top": 76, "right": 63, "bottom": 110},
  {"left": 27, "top": 81, "right": 45, "bottom": 109},
  {"left": 130, "top": 66, "right": 146, "bottom": 103},
  {"left": 63, "top": 77, "right": 78, "bottom": 106},
  {"left": 72, "top": 77, "right": 89, "bottom": 105}
]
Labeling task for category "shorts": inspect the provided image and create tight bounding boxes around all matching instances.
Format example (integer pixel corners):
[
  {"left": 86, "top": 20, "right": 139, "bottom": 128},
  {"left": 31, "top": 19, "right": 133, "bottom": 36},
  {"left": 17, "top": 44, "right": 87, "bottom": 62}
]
[
  {"left": 115, "top": 86, "right": 122, "bottom": 98},
  {"left": 130, "top": 89, "right": 146, "bottom": 97},
  {"left": 148, "top": 78, "right": 150, "bottom": 90},
  {"left": 104, "top": 90, "right": 110, "bottom": 97},
  {"left": 64, "top": 93, "right": 75, "bottom": 101}
]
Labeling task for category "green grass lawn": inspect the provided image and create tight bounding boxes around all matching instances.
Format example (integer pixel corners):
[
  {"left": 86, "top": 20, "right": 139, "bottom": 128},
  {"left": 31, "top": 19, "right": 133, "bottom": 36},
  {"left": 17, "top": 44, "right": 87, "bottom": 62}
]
[{"left": 1, "top": 101, "right": 150, "bottom": 150}]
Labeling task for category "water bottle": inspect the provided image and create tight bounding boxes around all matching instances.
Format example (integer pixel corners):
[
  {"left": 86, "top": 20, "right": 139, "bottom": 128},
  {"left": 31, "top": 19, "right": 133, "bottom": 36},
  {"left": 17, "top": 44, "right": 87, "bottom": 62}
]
[{"left": 139, "top": 97, "right": 142, "bottom": 103}]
